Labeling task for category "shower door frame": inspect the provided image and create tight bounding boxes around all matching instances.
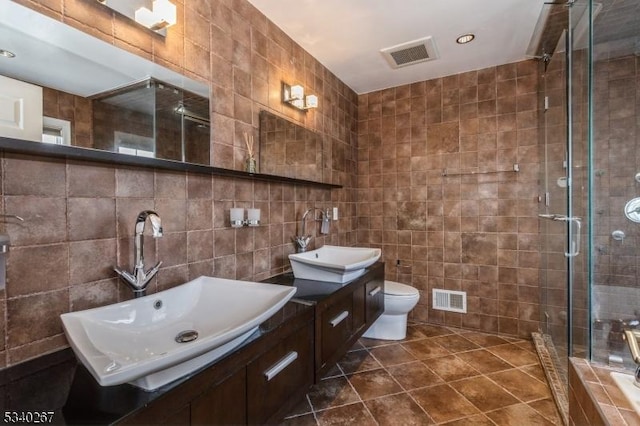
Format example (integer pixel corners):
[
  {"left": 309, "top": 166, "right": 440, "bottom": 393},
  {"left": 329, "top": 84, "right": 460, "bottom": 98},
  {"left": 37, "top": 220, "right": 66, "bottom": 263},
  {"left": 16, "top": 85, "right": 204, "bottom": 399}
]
[{"left": 539, "top": 0, "right": 592, "bottom": 368}]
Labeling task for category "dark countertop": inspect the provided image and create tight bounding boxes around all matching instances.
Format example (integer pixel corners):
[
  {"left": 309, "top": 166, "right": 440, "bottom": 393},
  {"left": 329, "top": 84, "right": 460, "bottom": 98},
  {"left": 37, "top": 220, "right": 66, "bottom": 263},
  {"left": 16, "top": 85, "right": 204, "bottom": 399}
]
[
  {"left": 0, "top": 301, "right": 311, "bottom": 425},
  {"left": 262, "top": 262, "right": 385, "bottom": 303}
]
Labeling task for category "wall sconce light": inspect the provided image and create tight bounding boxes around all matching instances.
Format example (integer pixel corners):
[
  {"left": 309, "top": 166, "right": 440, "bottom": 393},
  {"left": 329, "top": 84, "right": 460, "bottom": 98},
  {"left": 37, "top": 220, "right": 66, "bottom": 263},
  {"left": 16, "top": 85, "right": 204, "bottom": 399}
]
[
  {"left": 135, "top": 0, "right": 177, "bottom": 31},
  {"left": 282, "top": 83, "right": 318, "bottom": 111},
  {"left": 230, "top": 208, "right": 261, "bottom": 228},
  {"left": 95, "top": 0, "right": 177, "bottom": 35}
]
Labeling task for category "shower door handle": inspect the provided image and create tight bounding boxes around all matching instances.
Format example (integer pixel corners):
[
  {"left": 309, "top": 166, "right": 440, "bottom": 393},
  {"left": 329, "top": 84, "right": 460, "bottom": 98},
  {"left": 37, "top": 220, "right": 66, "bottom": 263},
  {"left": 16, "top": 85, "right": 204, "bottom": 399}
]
[
  {"left": 565, "top": 217, "right": 581, "bottom": 258},
  {"left": 538, "top": 214, "right": 581, "bottom": 257},
  {"left": 538, "top": 213, "right": 566, "bottom": 220}
]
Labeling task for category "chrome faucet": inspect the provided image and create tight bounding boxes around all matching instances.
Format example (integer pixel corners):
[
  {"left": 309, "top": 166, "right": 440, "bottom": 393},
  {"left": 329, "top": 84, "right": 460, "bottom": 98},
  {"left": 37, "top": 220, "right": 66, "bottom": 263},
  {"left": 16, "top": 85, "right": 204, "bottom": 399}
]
[
  {"left": 624, "top": 329, "right": 640, "bottom": 387},
  {"left": 294, "top": 208, "right": 329, "bottom": 253},
  {"left": 114, "top": 210, "right": 163, "bottom": 298}
]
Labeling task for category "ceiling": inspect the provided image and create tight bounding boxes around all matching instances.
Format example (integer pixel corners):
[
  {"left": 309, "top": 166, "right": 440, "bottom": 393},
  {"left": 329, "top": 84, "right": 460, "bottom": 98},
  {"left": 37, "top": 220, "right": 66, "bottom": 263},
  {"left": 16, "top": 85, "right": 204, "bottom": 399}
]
[{"left": 247, "top": 0, "right": 546, "bottom": 94}]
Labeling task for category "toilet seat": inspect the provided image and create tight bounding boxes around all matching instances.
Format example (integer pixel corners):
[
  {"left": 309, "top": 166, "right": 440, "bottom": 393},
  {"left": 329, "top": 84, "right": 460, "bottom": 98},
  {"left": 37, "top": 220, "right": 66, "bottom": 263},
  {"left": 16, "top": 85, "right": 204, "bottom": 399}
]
[{"left": 384, "top": 281, "right": 419, "bottom": 297}]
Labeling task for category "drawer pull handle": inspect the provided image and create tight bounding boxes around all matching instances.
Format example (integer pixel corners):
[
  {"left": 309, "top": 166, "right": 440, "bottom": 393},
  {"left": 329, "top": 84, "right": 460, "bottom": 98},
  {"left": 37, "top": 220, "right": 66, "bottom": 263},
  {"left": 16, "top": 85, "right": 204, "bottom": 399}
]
[
  {"left": 264, "top": 351, "right": 298, "bottom": 381},
  {"left": 369, "top": 286, "right": 382, "bottom": 296},
  {"left": 330, "top": 310, "right": 349, "bottom": 327}
]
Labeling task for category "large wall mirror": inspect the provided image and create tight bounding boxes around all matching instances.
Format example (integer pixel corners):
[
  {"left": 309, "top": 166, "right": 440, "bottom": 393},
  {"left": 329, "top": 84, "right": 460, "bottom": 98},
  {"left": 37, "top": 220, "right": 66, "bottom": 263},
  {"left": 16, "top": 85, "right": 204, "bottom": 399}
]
[
  {"left": 0, "top": 1, "right": 338, "bottom": 188},
  {"left": 0, "top": 1, "right": 210, "bottom": 165}
]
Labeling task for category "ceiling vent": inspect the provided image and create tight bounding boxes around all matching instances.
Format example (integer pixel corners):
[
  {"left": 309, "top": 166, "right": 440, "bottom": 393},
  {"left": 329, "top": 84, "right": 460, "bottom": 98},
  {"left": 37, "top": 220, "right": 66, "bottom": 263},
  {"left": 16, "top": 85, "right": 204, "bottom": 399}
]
[{"left": 380, "top": 36, "right": 439, "bottom": 69}]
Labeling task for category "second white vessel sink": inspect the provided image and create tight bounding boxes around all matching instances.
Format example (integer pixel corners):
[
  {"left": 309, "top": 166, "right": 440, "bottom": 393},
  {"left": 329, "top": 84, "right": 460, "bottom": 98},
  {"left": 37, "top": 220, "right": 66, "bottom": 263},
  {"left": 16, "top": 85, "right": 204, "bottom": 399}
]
[
  {"left": 288, "top": 245, "right": 381, "bottom": 283},
  {"left": 61, "top": 276, "right": 296, "bottom": 391}
]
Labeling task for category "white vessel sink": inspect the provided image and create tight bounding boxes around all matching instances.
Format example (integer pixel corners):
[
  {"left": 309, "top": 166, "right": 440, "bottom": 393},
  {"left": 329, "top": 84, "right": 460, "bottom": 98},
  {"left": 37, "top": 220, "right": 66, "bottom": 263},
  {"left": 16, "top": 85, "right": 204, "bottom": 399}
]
[
  {"left": 611, "top": 371, "right": 640, "bottom": 416},
  {"left": 288, "top": 245, "right": 381, "bottom": 283},
  {"left": 61, "top": 276, "right": 296, "bottom": 391}
]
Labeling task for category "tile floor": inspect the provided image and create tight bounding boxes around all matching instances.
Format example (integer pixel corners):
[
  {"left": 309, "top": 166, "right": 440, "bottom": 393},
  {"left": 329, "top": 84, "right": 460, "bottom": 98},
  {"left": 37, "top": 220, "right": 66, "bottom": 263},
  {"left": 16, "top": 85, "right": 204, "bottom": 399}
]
[{"left": 281, "top": 323, "right": 563, "bottom": 425}]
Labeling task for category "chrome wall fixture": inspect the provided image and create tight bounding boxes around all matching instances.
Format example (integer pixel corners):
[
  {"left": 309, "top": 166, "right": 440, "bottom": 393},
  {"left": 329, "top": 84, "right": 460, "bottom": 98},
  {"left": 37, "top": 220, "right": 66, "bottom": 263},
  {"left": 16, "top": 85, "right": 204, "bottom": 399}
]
[
  {"left": 230, "top": 208, "right": 261, "bottom": 228},
  {"left": 624, "top": 198, "right": 640, "bottom": 223},
  {"left": 282, "top": 83, "right": 318, "bottom": 111}
]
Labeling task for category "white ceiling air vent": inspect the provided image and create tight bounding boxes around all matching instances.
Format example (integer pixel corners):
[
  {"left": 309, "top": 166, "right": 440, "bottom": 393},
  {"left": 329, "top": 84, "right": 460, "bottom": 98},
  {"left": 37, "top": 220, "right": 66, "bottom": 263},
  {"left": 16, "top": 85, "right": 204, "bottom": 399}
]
[{"left": 380, "top": 36, "right": 439, "bottom": 69}]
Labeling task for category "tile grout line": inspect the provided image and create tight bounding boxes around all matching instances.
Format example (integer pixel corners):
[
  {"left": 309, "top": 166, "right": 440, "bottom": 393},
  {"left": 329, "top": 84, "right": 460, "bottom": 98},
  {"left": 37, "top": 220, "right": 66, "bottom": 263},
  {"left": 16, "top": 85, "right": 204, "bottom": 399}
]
[
  {"left": 364, "top": 345, "right": 436, "bottom": 423},
  {"left": 284, "top": 324, "right": 560, "bottom": 424},
  {"left": 307, "top": 357, "right": 374, "bottom": 421},
  {"left": 366, "top": 338, "right": 488, "bottom": 424},
  {"left": 306, "top": 393, "right": 320, "bottom": 426},
  {"left": 380, "top": 330, "right": 559, "bottom": 424},
  {"left": 345, "top": 346, "right": 388, "bottom": 424}
]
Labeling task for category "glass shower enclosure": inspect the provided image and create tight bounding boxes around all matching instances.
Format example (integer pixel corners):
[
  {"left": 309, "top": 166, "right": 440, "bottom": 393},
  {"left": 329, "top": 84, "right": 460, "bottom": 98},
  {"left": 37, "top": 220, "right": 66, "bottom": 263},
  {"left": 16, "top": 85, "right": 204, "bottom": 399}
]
[
  {"left": 589, "top": 0, "right": 640, "bottom": 369},
  {"left": 537, "top": 0, "right": 640, "bottom": 407},
  {"left": 538, "top": 0, "right": 590, "bottom": 381}
]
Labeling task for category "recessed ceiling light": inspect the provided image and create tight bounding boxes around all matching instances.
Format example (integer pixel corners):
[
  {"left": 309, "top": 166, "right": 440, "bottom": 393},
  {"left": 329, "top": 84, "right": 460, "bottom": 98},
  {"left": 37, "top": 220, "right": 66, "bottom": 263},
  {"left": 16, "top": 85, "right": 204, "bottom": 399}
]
[
  {"left": 456, "top": 34, "right": 475, "bottom": 44},
  {"left": 0, "top": 49, "right": 16, "bottom": 58}
]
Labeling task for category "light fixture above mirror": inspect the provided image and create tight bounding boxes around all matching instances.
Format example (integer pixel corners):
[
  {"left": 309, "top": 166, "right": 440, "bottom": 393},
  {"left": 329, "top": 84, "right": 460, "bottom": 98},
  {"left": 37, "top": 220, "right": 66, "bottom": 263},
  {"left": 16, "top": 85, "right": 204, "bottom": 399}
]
[
  {"left": 96, "top": 0, "right": 177, "bottom": 35},
  {"left": 282, "top": 82, "right": 318, "bottom": 111}
]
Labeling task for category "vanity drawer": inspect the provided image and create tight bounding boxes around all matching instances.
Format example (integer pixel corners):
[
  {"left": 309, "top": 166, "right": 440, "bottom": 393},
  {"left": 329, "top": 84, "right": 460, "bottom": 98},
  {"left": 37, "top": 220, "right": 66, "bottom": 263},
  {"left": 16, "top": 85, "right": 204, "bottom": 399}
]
[
  {"left": 365, "top": 277, "right": 384, "bottom": 323},
  {"left": 320, "top": 292, "right": 354, "bottom": 363},
  {"left": 246, "top": 322, "right": 314, "bottom": 425},
  {"left": 191, "top": 369, "right": 247, "bottom": 425}
]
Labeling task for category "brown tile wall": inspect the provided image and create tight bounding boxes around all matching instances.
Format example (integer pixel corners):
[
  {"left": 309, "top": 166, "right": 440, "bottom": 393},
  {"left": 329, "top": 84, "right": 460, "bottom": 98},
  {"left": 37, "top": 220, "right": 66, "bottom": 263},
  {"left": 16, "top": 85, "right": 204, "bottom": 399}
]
[
  {"left": 42, "top": 87, "right": 93, "bottom": 148},
  {"left": 593, "top": 55, "right": 640, "bottom": 291},
  {"left": 590, "top": 52, "right": 640, "bottom": 364},
  {"left": 92, "top": 101, "right": 154, "bottom": 152},
  {"left": 47, "top": 84, "right": 211, "bottom": 164},
  {"left": 0, "top": 0, "right": 358, "bottom": 367},
  {"left": 568, "top": 359, "right": 608, "bottom": 426},
  {"left": 357, "top": 61, "right": 542, "bottom": 339},
  {"left": 568, "top": 358, "right": 639, "bottom": 425},
  {"left": 259, "top": 112, "right": 323, "bottom": 182}
]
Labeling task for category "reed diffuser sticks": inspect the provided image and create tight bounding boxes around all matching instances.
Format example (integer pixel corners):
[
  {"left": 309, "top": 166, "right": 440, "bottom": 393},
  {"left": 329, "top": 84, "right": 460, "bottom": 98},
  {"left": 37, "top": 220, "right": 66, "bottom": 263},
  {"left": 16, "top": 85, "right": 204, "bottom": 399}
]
[
  {"left": 243, "top": 132, "right": 255, "bottom": 158},
  {"left": 244, "top": 132, "right": 256, "bottom": 173}
]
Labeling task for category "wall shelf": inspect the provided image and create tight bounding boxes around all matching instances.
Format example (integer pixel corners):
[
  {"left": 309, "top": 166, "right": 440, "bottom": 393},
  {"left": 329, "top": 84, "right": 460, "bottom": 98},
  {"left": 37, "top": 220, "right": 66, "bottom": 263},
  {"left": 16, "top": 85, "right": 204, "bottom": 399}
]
[{"left": 0, "top": 137, "right": 342, "bottom": 189}]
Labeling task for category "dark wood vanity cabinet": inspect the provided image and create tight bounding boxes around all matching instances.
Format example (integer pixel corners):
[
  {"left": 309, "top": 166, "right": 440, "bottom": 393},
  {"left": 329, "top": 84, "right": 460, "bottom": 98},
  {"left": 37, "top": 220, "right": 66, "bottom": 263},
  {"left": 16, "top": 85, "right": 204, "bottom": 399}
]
[
  {"left": 320, "top": 292, "right": 354, "bottom": 363},
  {"left": 365, "top": 275, "right": 385, "bottom": 323},
  {"left": 314, "top": 264, "right": 384, "bottom": 379},
  {"left": 190, "top": 321, "right": 314, "bottom": 425},
  {"left": 118, "top": 305, "right": 314, "bottom": 426},
  {"left": 117, "top": 265, "right": 384, "bottom": 425},
  {"left": 13, "top": 268, "right": 384, "bottom": 425},
  {"left": 247, "top": 322, "right": 314, "bottom": 424},
  {"left": 191, "top": 369, "right": 247, "bottom": 425}
]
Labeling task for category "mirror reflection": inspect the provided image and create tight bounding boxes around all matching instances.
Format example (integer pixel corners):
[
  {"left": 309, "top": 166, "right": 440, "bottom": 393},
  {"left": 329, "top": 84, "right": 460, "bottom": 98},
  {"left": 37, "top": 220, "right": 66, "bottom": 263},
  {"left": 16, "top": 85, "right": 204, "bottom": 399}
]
[
  {"left": 259, "top": 111, "right": 324, "bottom": 183},
  {"left": 0, "top": 1, "right": 210, "bottom": 165},
  {"left": 93, "top": 79, "right": 210, "bottom": 164},
  {"left": 0, "top": 1, "right": 333, "bottom": 185}
]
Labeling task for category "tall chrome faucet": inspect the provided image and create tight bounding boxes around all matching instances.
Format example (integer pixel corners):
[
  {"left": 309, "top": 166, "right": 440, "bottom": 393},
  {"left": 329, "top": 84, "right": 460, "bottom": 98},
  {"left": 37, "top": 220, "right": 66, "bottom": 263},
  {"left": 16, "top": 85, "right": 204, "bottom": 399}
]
[
  {"left": 114, "top": 210, "right": 163, "bottom": 298},
  {"left": 294, "top": 208, "right": 329, "bottom": 253},
  {"left": 624, "top": 329, "right": 640, "bottom": 387}
]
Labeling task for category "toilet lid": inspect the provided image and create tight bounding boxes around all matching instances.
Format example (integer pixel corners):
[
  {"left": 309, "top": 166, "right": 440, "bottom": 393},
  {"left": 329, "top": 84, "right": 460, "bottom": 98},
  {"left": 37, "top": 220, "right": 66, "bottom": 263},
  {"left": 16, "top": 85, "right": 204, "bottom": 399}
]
[{"left": 384, "top": 281, "right": 419, "bottom": 297}]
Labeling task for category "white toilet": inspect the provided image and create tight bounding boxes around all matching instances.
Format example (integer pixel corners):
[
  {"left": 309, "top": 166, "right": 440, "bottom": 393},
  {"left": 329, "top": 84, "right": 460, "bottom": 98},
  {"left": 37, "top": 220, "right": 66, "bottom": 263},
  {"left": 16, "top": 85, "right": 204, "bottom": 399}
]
[{"left": 363, "top": 280, "right": 420, "bottom": 340}]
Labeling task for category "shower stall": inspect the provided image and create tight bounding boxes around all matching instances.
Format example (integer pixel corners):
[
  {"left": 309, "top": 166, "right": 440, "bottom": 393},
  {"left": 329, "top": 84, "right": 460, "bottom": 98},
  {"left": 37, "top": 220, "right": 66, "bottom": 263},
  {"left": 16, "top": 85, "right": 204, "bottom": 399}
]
[{"left": 537, "top": 0, "right": 640, "bottom": 411}]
